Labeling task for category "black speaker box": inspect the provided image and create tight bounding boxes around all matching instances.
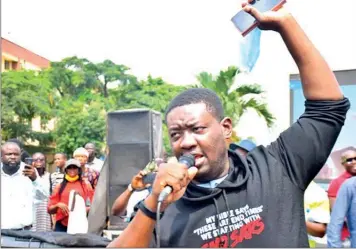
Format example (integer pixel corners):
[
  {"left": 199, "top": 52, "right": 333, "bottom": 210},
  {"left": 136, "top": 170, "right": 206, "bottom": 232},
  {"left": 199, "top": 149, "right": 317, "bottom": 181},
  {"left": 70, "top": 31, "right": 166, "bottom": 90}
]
[{"left": 106, "top": 109, "right": 163, "bottom": 227}]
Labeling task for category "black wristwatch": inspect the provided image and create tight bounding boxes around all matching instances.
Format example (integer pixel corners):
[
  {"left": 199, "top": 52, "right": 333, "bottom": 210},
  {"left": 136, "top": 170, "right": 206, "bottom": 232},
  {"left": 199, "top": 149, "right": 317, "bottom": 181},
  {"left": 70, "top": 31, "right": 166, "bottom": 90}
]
[{"left": 137, "top": 200, "right": 164, "bottom": 220}]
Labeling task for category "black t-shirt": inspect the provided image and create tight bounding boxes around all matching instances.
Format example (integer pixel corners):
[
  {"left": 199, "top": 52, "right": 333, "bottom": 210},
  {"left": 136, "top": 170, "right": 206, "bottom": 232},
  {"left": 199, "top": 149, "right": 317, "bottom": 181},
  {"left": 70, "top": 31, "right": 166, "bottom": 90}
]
[{"left": 149, "top": 98, "right": 350, "bottom": 248}]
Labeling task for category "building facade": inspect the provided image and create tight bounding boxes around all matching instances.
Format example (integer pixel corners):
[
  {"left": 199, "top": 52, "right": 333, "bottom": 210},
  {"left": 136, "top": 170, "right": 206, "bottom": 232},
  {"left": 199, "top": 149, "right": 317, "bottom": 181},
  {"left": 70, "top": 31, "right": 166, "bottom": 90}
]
[{"left": 1, "top": 37, "right": 50, "bottom": 71}]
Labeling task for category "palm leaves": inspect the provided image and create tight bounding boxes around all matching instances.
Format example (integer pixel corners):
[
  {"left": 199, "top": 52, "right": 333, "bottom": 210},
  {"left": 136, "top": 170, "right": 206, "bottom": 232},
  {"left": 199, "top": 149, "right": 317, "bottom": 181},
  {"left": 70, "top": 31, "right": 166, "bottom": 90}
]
[{"left": 196, "top": 66, "right": 274, "bottom": 128}]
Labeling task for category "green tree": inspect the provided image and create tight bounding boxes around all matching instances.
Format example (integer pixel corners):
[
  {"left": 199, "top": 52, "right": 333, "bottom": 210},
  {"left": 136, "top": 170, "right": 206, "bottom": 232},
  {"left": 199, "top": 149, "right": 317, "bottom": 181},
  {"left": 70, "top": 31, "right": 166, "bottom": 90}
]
[
  {"left": 94, "top": 60, "right": 137, "bottom": 98},
  {"left": 1, "top": 70, "right": 54, "bottom": 144},
  {"left": 48, "top": 57, "right": 137, "bottom": 99},
  {"left": 196, "top": 66, "right": 274, "bottom": 127},
  {"left": 54, "top": 99, "right": 106, "bottom": 156},
  {"left": 47, "top": 57, "right": 95, "bottom": 98}
]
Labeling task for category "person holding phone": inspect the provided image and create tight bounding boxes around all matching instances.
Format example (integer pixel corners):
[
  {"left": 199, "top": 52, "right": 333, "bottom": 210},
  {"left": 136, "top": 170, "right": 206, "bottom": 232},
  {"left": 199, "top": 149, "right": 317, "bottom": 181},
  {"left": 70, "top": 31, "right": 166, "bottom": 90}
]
[
  {"left": 108, "top": 0, "right": 349, "bottom": 247},
  {"left": 1, "top": 142, "right": 49, "bottom": 230}
]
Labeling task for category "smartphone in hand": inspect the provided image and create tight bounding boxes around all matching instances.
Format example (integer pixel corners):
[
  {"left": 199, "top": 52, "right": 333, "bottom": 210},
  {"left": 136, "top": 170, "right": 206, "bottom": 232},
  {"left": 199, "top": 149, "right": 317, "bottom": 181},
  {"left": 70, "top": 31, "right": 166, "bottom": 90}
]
[
  {"left": 231, "top": 0, "right": 287, "bottom": 36},
  {"left": 24, "top": 157, "right": 33, "bottom": 169}
]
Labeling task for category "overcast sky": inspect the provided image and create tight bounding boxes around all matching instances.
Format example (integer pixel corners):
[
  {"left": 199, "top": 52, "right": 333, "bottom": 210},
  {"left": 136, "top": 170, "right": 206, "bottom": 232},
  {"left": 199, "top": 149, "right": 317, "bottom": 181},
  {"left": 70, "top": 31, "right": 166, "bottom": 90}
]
[{"left": 3, "top": 0, "right": 356, "bottom": 144}]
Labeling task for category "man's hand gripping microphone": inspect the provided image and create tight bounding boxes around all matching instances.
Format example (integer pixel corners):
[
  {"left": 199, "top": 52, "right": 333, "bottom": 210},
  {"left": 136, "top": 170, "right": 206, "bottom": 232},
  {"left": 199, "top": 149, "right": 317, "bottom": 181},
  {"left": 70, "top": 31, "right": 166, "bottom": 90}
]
[{"left": 158, "top": 154, "right": 195, "bottom": 202}]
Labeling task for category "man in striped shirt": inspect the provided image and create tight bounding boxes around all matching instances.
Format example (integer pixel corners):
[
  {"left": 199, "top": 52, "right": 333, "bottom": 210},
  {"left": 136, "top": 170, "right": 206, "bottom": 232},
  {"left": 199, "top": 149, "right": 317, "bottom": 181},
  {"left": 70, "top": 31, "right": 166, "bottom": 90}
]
[
  {"left": 50, "top": 153, "right": 67, "bottom": 192},
  {"left": 50, "top": 152, "right": 67, "bottom": 230}
]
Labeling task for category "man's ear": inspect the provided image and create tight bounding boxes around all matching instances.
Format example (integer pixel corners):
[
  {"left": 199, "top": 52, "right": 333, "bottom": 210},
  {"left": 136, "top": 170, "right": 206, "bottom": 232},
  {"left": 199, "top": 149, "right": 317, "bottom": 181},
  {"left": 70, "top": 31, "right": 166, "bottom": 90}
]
[{"left": 220, "top": 117, "right": 233, "bottom": 139}]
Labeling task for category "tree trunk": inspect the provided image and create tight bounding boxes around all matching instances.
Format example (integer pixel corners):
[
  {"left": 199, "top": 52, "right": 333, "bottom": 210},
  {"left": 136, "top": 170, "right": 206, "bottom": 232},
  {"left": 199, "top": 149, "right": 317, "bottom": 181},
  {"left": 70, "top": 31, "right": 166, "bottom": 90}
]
[
  {"left": 57, "top": 87, "right": 64, "bottom": 97},
  {"left": 103, "top": 82, "right": 108, "bottom": 98}
]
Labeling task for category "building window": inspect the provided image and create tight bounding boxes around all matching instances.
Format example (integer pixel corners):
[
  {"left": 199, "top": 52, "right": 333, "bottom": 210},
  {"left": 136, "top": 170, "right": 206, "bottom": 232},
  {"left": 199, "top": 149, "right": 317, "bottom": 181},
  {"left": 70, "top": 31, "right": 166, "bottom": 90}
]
[
  {"left": 12, "top": 61, "right": 18, "bottom": 70},
  {"left": 4, "top": 60, "right": 11, "bottom": 70}
]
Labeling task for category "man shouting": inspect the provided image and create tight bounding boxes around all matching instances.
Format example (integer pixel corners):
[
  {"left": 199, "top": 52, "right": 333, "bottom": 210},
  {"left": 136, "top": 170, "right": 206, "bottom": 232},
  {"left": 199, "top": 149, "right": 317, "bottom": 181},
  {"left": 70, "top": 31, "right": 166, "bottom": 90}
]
[{"left": 108, "top": 1, "right": 350, "bottom": 247}]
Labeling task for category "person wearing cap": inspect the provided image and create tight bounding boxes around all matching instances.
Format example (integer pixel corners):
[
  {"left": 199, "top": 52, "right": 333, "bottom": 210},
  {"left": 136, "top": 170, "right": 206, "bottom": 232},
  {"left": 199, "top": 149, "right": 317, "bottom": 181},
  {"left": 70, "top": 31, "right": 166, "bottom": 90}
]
[
  {"left": 73, "top": 147, "right": 100, "bottom": 190},
  {"left": 47, "top": 159, "right": 94, "bottom": 232},
  {"left": 229, "top": 139, "right": 257, "bottom": 156}
]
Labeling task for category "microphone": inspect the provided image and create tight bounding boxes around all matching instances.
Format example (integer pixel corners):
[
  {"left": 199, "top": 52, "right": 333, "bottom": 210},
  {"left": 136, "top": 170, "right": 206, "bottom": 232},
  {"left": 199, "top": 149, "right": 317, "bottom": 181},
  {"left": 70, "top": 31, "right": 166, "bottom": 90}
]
[
  {"left": 158, "top": 154, "right": 195, "bottom": 202},
  {"left": 142, "top": 154, "right": 195, "bottom": 184}
]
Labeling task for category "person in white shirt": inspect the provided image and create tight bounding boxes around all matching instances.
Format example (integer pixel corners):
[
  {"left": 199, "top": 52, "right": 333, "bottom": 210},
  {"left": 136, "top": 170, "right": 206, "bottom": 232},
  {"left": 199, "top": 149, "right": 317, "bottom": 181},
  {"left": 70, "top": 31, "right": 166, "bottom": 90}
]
[
  {"left": 1, "top": 142, "right": 49, "bottom": 230},
  {"left": 84, "top": 142, "right": 103, "bottom": 172},
  {"left": 304, "top": 181, "right": 331, "bottom": 247}
]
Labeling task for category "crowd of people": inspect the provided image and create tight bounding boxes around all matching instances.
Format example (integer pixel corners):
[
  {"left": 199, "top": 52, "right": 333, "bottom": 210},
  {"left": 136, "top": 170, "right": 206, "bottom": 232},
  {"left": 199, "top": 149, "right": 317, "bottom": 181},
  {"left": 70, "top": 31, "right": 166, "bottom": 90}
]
[
  {"left": 1, "top": 140, "right": 103, "bottom": 233},
  {"left": 1, "top": 136, "right": 355, "bottom": 247}
]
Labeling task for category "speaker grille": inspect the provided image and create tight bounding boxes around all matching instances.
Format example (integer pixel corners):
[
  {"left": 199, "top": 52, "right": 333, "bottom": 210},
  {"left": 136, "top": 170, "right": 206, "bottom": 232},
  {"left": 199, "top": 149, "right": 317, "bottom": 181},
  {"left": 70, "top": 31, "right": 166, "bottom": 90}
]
[
  {"left": 106, "top": 109, "right": 163, "bottom": 227},
  {"left": 107, "top": 110, "right": 152, "bottom": 145}
]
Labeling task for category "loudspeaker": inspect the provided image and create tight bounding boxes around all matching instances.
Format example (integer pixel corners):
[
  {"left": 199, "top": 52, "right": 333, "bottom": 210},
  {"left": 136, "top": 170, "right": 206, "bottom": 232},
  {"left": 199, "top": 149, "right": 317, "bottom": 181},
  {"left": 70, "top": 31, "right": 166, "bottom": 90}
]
[{"left": 106, "top": 109, "right": 163, "bottom": 228}]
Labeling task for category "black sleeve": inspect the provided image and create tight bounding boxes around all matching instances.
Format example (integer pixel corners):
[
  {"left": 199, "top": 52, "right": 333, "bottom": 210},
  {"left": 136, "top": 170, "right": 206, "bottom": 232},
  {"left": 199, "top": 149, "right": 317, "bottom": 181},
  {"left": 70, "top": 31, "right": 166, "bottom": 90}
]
[{"left": 267, "top": 98, "right": 350, "bottom": 190}]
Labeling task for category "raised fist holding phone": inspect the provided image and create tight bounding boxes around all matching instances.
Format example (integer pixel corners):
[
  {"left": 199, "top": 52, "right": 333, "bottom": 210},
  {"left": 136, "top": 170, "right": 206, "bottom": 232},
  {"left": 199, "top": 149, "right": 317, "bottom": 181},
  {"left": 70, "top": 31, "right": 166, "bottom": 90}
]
[{"left": 242, "top": 0, "right": 292, "bottom": 32}]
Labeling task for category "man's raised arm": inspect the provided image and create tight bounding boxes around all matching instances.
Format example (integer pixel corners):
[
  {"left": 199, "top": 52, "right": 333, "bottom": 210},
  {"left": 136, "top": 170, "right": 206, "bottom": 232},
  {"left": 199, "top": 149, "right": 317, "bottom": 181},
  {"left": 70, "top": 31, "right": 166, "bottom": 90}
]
[
  {"left": 243, "top": 2, "right": 349, "bottom": 189},
  {"left": 278, "top": 14, "right": 342, "bottom": 100},
  {"left": 244, "top": 3, "right": 342, "bottom": 101},
  {"left": 244, "top": 2, "right": 350, "bottom": 190}
]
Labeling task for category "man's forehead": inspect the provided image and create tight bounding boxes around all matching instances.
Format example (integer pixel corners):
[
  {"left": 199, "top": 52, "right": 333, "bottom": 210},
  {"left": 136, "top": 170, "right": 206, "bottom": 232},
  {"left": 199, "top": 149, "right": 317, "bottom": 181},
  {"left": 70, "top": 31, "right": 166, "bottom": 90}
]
[
  {"left": 33, "top": 153, "right": 45, "bottom": 158},
  {"left": 2, "top": 144, "right": 20, "bottom": 152},
  {"left": 75, "top": 153, "right": 88, "bottom": 158},
  {"left": 167, "top": 103, "right": 211, "bottom": 124},
  {"left": 343, "top": 150, "right": 356, "bottom": 157}
]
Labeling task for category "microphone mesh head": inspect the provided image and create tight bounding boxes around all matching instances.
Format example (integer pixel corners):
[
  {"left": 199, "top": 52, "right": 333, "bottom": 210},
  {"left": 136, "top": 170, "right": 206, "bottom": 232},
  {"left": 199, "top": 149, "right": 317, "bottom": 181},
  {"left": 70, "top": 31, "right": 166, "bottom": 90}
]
[{"left": 179, "top": 154, "right": 195, "bottom": 167}]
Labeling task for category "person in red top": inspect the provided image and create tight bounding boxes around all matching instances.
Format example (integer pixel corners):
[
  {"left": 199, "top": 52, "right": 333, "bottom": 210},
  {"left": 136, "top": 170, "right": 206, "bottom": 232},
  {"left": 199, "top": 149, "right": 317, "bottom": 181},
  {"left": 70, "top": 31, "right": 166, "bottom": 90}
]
[
  {"left": 327, "top": 149, "right": 356, "bottom": 242},
  {"left": 48, "top": 159, "right": 94, "bottom": 232}
]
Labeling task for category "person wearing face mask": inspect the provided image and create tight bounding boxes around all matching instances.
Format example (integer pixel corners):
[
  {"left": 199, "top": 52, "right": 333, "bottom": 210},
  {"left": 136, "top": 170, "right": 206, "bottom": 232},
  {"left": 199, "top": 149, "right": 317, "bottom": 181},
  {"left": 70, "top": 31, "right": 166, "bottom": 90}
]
[
  {"left": 32, "top": 152, "right": 52, "bottom": 232},
  {"left": 48, "top": 159, "right": 94, "bottom": 232},
  {"left": 1, "top": 142, "right": 49, "bottom": 230}
]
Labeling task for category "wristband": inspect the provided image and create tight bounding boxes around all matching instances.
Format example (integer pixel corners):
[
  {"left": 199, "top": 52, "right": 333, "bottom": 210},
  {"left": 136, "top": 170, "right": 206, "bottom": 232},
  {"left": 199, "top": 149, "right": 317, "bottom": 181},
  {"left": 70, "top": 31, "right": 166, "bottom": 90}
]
[
  {"left": 128, "top": 184, "right": 135, "bottom": 192},
  {"left": 137, "top": 200, "right": 164, "bottom": 220}
]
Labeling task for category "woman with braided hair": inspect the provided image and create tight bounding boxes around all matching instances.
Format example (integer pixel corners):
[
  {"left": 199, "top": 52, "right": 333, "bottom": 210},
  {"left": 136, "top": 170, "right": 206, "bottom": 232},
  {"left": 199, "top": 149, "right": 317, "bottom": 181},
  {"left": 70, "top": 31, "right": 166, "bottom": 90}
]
[{"left": 48, "top": 159, "right": 94, "bottom": 232}]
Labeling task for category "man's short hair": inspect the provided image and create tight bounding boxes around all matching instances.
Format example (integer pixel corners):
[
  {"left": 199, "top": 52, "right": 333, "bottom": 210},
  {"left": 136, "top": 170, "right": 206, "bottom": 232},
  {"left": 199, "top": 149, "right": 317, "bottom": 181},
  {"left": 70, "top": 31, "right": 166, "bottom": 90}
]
[
  {"left": 84, "top": 142, "right": 96, "bottom": 148},
  {"left": 165, "top": 88, "right": 224, "bottom": 122},
  {"left": 55, "top": 152, "right": 67, "bottom": 159},
  {"left": 1, "top": 141, "right": 21, "bottom": 152},
  {"left": 7, "top": 138, "right": 23, "bottom": 149}
]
